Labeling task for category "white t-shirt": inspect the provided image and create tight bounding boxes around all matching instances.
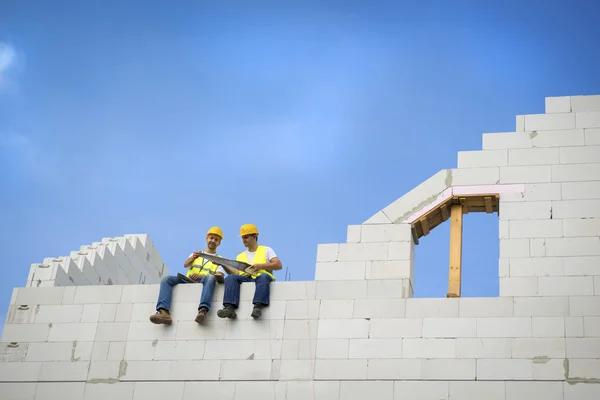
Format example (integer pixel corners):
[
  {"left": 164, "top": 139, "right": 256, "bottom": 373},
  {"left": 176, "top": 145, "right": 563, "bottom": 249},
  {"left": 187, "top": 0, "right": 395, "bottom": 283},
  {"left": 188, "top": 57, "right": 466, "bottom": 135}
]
[
  {"left": 244, "top": 246, "right": 277, "bottom": 265},
  {"left": 188, "top": 253, "right": 226, "bottom": 275}
]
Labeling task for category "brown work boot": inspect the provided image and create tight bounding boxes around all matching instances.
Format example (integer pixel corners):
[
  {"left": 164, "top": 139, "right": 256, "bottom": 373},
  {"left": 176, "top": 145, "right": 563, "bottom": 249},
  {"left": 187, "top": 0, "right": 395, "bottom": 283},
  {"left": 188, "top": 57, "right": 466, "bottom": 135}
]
[
  {"left": 149, "top": 309, "right": 172, "bottom": 325},
  {"left": 195, "top": 307, "right": 208, "bottom": 324}
]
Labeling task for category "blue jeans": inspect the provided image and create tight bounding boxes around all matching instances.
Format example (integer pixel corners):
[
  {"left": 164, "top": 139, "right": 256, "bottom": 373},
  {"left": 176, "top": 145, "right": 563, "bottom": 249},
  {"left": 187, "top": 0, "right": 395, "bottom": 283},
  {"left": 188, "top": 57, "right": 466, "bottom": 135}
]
[
  {"left": 223, "top": 273, "right": 273, "bottom": 308},
  {"left": 156, "top": 274, "right": 216, "bottom": 312}
]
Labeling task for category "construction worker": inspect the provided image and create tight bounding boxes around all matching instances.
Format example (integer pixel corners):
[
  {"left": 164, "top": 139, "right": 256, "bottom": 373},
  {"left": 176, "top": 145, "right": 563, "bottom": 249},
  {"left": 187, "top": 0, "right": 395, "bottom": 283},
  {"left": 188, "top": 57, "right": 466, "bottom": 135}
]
[
  {"left": 149, "top": 226, "right": 225, "bottom": 325},
  {"left": 216, "top": 223, "right": 282, "bottom": 319}
]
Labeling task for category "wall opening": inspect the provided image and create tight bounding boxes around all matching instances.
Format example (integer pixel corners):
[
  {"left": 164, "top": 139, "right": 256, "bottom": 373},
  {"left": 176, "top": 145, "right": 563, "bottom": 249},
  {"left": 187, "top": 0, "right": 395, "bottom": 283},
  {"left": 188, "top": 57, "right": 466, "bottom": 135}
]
[{"left": 412, "top": 194, "right": 500, "bottom": 298}]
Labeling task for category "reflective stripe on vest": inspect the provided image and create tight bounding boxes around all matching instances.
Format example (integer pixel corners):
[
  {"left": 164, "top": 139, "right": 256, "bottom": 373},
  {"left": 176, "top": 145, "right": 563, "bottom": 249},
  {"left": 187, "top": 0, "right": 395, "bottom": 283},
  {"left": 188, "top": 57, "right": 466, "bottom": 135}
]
[
  {"left": 236, "top": 245, "right": 275, "bottom": 280},
  {"left": 187, "top": 255, "right": 220, "bottom": 277}
]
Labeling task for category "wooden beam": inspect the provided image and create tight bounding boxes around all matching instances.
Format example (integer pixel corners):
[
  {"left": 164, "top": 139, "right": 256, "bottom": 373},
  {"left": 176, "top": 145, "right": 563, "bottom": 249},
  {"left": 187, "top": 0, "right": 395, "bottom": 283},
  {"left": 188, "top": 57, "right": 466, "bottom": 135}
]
[
  {"left": 440, "top": 204, "right": 449, "bottom": 221},
  {"left": 411, "top": 226, "right": 419, "bottom": 245},
  {"left": 420, "top": 217, "right": 430, "bottom": 236},
  {"left": 447, "top": 204, "right": 463, "bottom": 298},
  {"left": 484, "top": 196, "right": 493, "bottom": 213},
  {"left": 459, "top": 198, "right": 469, "bottom": 214}
]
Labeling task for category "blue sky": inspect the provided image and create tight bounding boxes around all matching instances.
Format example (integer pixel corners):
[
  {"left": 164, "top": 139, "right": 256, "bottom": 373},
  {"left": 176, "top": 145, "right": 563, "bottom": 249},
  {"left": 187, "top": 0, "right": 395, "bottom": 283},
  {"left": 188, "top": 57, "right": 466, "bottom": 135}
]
[{"left": 1, "top": 0, "right": 600, "bottom": 328}]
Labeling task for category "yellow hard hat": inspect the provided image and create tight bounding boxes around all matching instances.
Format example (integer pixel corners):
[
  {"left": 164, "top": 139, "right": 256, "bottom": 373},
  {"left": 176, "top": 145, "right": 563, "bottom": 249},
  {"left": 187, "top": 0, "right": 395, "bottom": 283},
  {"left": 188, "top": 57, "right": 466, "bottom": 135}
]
[
  {"left": 206, "top": 226, "right": 223, "bottom": 239},
  {"left": 239, "top": 223, "right": 259, "bottom": 236}
]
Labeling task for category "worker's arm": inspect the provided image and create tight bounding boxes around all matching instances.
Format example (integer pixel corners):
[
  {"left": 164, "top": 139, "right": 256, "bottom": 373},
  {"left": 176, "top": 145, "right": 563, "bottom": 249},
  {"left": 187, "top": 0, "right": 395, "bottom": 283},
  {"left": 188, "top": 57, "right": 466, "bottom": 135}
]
[
  {"left": 252, "top": 257, "right": 282, "bottom": 272},
  {"left": 214, "top": 266, "right": 226, "bottom": 283},
  {"left": 184, "top": 252, "right": 201, "bottom": 268}
]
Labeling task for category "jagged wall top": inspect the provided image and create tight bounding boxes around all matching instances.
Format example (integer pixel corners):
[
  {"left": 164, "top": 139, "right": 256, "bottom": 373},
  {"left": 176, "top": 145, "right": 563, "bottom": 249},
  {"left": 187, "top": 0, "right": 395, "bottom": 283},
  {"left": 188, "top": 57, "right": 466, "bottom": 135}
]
[{"left": 26, "top": 234, "right": 167, "bottom": 288}]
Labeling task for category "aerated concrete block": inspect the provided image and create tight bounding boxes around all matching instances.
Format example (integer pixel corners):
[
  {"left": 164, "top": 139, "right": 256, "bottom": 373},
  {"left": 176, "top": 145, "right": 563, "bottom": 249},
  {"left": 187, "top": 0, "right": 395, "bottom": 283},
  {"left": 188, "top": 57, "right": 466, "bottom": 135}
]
[
  {"left": 372, "top": 169, "right": 449, "bottom": 224},
  {"left": 483, "top": 132, "right": 534, "bottom": 150},
  {"left": 313, "top": 359, "right": 367, "bottom": 380},
  {"left": 545, "top": 237, "right": 600, "bottom": 257},
  {"left": 349, "top": 338, "right": 403, "bottom": 359},
  {"left": 1, "top": 324, "right": 51, "bottom": 342},
  {"left": 508, "top": 219, "right": 563, "bottom": 238},
  {"left": 566, "top": 338, "right": 600, "bottom": 358},
  {"left": 314, "top": 261, "right": 366, "bottom": 281},
  {"left": 563, "top": 219, "right": 600, "bottom": 237},
  {"left": 421, "top": 359, "right": 476, "bottom": 380},
  {"left": 456, "top": 338, "right": 511, "bottom": 359},
  {"left": 500, "top": 277, "right": 538, "bottom": 296},
  {"left": 360, "top": 223, "right": 411, "bottom": 242},
  {"left": 337, "top": 243, "right": 388, "bottom": 262},
  {"left": 319, "top": 299, "right": 354, "bottom": 319},
  {"left": 514, "top": 296, "right": 569, "bottom": 317},
  {"left": 562, "top": 181, "right": 600, "bottom": 200},
  {"left": 406, "top": 298, "right": 459, "bottom": 318},
  {"left": 316, "top": 244, "right": 338, "bottom": 262},
  {"left": 511, "top": 338, "right": 566, "bottom": 358},
  {"left": 524, "top": 113, "right": 576, "bottom": 131},
  {"left": 539, "top": 276, "right": 595, "bottom": 296},
  {"left": 571, "top": 95, "right": 600, "bottom": 112},
  {"left": 0, "top": 383, "right": 37, "bottom": 399},
  {"left": 509, "top": 257, "right": 565, "bottom": 277},
  {"left": 369, "top": 318, "right": 423, "bottom": 338},
  {"left": 531, "top": 317, "right": 565, "bottom": 338},
  {"left": 73, "top": 286, "right": 123, "bottom": 304},
  {"left": 499, "top": 201, "right": 552, "bottom": 220},
  {"left": 500, "top": 239, "right": 530, "bottom": 257},
  {"left": 366, "top": 260, "right": 412, "bottom": 280},
  {"left": 552, "top": 163, "right": 600, "bottom": 182},
  {"left": 458, "top": 297, "right": 513, "bottom": 317},
  {"left": 317, "top": 319, "right": 370, "bottom": 339},
  {"left": 576, "top": 111, "right": 600, "bottom": 128},
  {"left": 585, "top": 127, "right": 600, "bottom": 145},
  {"left": 552, "top": 200, "right": 600, "bottom": 218},
  {"left": 560, "top": 145, "right": 600, "bottom": 164},
  {"left": 457, "top": 150, "right": 507, "bottom": 168},
  {"left": 346, "top": 225, "right": 361, "bottom": 243},
  {"left": 422, "top": 317, "right": 477, "bottom": 338},
  {"left": 449, "top": 167, "right": 500, "bottom": 186},
  {"left": 352, "top": 299, "right": 406, "bottom": 319},
  {"left": 508, "top": 147, "right": 560, "bottom": 166},
  {"left": 545, "top": 96, "right": 572, "bottom": 113},
  {"left": 477, "top": 317, "right": 532, "bottom": 337},
  {"left": 315, "top": 280, "right": 367, "bottom": 300},
  {"left": 500, "top": 166, "right": 552, "bottom": 184}
]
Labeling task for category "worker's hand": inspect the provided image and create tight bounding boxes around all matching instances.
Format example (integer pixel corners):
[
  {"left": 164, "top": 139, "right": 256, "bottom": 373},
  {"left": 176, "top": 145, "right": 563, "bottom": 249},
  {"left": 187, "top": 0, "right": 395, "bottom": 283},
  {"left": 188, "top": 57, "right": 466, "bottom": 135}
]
[
  {"left": 192, "top": 251, "right": 202, "bottom": 259},
  {"left": 190, "top": 273, "right": 201, "bottom": 281}
]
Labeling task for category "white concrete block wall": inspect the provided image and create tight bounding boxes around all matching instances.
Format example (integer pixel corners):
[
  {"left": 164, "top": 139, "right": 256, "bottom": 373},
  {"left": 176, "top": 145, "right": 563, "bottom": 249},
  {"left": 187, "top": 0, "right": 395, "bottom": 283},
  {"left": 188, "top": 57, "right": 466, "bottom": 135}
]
[
  {"left": 26, "top": 234, "right": 168, "bottom": 288},
  {"left": 3, "top": 94, "right": 600, "bottom": 399},
  {"left": 1, "top": 285, "right": 599, "bottom": 399}
]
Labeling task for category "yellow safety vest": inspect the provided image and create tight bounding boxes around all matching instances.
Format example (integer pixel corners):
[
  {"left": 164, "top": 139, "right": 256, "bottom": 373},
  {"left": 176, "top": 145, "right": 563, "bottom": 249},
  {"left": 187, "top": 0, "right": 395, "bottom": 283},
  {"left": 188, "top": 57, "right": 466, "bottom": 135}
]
[
  {"left": 236, "top": 246, "right": 275, "bottom": 280},
  {"left": 187, "top": 254, "right": 220, "bottom": 278}
]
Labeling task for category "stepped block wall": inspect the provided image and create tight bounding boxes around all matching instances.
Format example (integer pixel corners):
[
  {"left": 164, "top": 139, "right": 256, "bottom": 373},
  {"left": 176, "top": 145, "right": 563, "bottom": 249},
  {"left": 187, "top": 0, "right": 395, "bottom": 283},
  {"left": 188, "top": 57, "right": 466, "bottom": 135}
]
[
  {"left": 1, "top": 94, "right": 599, "bottom": 400},
  {"left": 25, "top": 234, "right": 168, "bottom": 288}
]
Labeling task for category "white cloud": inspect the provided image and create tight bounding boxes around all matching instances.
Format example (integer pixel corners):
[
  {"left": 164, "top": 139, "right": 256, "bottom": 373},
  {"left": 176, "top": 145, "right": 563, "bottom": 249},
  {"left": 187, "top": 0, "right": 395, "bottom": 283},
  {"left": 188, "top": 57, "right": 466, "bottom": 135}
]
[{"left": 0, "top": 42, "right": 17, "bottom": 91}]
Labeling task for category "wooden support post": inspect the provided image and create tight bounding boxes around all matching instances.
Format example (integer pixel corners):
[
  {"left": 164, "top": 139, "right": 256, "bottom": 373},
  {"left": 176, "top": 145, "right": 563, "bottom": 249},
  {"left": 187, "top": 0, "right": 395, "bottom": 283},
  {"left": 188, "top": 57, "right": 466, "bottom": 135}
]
[{"left": 447, "top": 204, "right": 463, "bottom": 298}]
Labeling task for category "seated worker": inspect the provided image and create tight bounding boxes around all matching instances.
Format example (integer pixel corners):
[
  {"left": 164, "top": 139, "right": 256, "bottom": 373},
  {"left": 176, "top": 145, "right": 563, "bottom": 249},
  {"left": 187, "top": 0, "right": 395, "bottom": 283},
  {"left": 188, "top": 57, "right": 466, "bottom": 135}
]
[
  {"left": 216, "top": 223, "right": 282, "bottom": 319},
  {"left": 149, "top": 226, "right": 225, "bottom": 325}
]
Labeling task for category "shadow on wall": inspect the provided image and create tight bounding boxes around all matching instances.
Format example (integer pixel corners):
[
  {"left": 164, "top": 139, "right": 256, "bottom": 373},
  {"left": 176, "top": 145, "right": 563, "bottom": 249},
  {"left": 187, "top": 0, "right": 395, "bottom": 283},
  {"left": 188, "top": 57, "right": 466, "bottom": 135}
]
[{"left": 413, "top": 212, "right": 499, "bottom": 298}]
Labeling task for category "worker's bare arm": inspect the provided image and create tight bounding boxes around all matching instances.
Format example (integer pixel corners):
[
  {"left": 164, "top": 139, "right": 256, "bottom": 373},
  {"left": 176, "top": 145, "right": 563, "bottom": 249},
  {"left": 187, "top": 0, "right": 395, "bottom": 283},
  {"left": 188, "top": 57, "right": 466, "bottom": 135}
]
[
  {"left": 183, "top": 251, "right": 202, "bottom": 268},
  {"left": 252, "top": 257, "right": 282, "bottom": 272}
]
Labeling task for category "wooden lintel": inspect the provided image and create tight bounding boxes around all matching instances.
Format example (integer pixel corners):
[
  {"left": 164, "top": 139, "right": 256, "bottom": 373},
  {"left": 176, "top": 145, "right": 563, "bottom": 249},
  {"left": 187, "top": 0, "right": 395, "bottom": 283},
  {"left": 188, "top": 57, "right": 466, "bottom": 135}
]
[
  {"left": 440, "top": 204, "right": 449, "bottom": 222},
  {"left": 459, "top": 198, "right": 469, "bottom": 214},
  {"left": 484, "top": 196, "right": 493, "bottom": 213},
  {"left": 411, "top": 226, "right": 420, "bottom": 245},
  {"left": 420, "top": 217, "right": 430, "bottom": 236},
  {"left": 447, "top": 204, "right": 463, "bottom": 298}
]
